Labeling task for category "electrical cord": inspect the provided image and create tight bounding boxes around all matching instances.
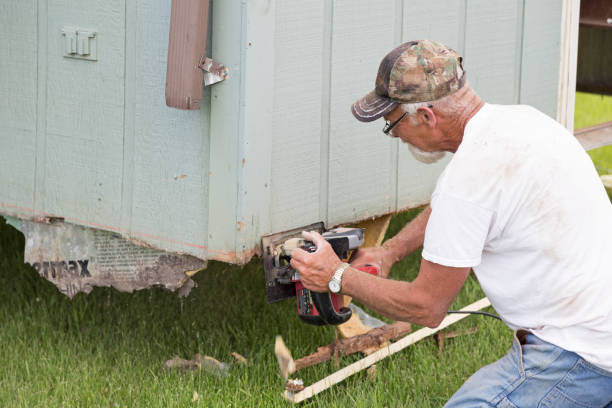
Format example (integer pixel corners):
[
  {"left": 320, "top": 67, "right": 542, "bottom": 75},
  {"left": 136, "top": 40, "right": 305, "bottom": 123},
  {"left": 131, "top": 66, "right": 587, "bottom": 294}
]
[{"left": 447, "top": 310, "right": 502, "bottom": 320}]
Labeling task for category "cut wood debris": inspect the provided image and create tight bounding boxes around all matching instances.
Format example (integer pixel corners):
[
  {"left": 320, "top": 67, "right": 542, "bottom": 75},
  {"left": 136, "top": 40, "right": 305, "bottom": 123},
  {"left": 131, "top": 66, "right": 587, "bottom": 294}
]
[
  {"left": 275, "top": 336, "right": 296, "bottom": 379},
  {"left": 163, "top": 354, "right": 229, "bottom": 377},
  {"left": 231, "top": 352, "right": 248, "bottom": 365},
  {"left": 285, "top": 379, "right": 305, "bottom": 392},
  {"left": 275, "top": 321, "right": 411, "bottom": 379},
  {"left": 192, "top": 391, "right": 200, "bottom": 402},
  {"left": 283, "top": 297, "right": 491, "bottom": 403}
]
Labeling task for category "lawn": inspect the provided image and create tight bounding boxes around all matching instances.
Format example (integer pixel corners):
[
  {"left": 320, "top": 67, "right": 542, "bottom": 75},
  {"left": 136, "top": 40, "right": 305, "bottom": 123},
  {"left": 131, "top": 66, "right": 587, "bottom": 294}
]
[
  {"left": 0, "top": 93, "right": 610, "bottom": 407},
  {"left": 575, "top": 92, "right": 612, "bottom": 176},
  {"left": 0, "top": 212, "right": 509, "bottom": 407}
]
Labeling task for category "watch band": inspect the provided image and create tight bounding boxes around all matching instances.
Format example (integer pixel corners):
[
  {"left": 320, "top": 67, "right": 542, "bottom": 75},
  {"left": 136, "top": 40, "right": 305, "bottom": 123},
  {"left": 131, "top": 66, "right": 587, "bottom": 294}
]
[{"left": 330, "top": 262, "right": 350, "bottom": 292}]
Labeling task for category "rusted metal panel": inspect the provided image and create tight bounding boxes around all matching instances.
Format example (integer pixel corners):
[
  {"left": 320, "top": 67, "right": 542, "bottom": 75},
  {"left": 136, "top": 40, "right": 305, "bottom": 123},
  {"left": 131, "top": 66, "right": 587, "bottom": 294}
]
[
  {"left": 165, "top": 0, "right": 210, "bottom": 110},
  {"left": 11, "top": 217, "right": 206, "bottom": 298}
]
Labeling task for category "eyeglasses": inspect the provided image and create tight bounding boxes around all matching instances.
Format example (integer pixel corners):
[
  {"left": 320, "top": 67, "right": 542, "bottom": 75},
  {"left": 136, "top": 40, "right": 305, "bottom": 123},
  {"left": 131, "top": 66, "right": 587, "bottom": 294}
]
[
  {"left": 382, "top": 105, "right": 434, "bottom": 136},
  {"left": 382, "top": 112, "right": 407, "bottom": 136}
]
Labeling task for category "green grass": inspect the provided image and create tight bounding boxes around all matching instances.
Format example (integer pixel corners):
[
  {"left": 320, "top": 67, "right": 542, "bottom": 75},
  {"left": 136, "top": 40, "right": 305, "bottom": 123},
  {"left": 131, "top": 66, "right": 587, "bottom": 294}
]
[
  {"left": 574, "top": 92, "right": 612, "bottom": 130},
  {"left": 0, "top": 212, "right": 508, "bottom": 407},
  {"left": 0, "top": 93, "right": 611, "bottom": 407},
  {"left": 575, "top": 92, "right": 612, "bottom": 176}
]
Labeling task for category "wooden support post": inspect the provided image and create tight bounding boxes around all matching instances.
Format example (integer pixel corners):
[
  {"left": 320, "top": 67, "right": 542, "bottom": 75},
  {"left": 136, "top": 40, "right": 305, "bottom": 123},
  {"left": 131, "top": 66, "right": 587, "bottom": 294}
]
[{"left": 338, "top": 214, "right": 392, "bottom": 347}]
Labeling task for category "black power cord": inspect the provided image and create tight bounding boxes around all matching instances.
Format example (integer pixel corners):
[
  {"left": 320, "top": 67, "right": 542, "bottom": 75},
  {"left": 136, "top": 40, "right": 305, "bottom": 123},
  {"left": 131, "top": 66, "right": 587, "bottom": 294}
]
[{"left": 447, "top": 310, "right": 502, "bottom": 320}]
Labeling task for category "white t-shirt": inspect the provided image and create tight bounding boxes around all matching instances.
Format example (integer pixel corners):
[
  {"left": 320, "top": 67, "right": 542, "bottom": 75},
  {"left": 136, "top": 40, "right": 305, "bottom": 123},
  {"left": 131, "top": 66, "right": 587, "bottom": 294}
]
[{"left": 423, "top": 103, "right": 612, "bottom": 372}]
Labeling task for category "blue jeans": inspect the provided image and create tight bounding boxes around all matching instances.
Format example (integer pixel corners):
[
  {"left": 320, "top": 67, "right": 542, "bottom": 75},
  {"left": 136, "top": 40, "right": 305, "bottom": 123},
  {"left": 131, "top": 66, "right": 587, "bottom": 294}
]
[{"left": 444, "top": 330, "right": 612, "bottom": 407}]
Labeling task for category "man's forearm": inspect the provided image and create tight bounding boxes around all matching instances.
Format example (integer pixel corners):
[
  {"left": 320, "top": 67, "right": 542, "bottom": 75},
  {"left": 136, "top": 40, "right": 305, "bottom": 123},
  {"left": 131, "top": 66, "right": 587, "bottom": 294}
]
[
  {"left": 341, "top": 265, "right": 442, "bottom": 327},
  {"left": 382, "top": 206, "right": 431, "bottom": 264},
  {"left": 342, "top": 256, "right": 470, "bottom": 328}
]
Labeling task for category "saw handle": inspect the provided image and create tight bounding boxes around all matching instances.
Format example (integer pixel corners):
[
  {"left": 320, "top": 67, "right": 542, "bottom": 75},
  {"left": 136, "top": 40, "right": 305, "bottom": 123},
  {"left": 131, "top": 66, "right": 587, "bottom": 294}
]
[
  {"left": 310, "top": 291, "right": 352, "bottom": 325},
  {"left": 295, "top": 231, "right": 377, "bottom": 326},
  {"left": 298, "top": 242, "right": 352, "bottom": 325},
  {"left": 309, "top": 264, "right": 380, "bottom": 326}
]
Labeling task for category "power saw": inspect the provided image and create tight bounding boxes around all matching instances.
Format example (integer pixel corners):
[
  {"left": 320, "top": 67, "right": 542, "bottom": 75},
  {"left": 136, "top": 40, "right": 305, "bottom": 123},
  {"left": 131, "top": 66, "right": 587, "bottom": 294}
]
[{"left": 262, "top": 224, "right": 378, "bottom": 325}]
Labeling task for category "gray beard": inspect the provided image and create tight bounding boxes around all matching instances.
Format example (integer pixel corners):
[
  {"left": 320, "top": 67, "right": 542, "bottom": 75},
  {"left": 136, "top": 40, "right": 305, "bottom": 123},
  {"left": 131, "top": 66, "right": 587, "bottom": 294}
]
[{"left": 407, "top": 143, "right": 446, "bottom": 164}]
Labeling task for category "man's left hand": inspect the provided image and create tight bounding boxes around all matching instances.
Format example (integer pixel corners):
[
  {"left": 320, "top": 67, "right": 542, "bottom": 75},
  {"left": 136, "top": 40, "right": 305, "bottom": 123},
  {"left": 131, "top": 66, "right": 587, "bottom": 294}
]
[{"left": 289, "top": 231, "right": 343, "bottom": 292}]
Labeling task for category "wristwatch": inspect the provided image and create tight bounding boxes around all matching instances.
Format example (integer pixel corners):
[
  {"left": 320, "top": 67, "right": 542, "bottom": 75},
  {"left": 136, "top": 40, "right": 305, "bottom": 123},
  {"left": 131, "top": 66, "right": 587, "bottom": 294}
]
[{"left": 328, "top": 262, "right": 350, "bottom": 294}]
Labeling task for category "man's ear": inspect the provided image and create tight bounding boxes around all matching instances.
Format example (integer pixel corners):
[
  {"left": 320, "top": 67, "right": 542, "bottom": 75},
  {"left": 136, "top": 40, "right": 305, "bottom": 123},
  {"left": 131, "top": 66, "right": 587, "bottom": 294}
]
[{"left": 417, "top": 106, "right": 437, "bottom": 128}]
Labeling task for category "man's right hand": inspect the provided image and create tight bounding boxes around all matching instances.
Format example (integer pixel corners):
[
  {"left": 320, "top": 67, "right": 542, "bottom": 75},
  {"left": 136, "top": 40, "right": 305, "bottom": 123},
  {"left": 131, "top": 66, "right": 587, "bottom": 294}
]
[{"left": 350, "top": 246, "right": 396, "bottom": 279}]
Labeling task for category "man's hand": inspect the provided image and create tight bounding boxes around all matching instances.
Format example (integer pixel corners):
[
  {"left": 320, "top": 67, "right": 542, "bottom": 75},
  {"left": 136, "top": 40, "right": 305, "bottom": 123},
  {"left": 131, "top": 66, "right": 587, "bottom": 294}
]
[
  {"left": 350, "top": 246, "right": 395, "bottom": 279},
  {"left": 289, "top": 231, "right": 343, "bottom": 292}
]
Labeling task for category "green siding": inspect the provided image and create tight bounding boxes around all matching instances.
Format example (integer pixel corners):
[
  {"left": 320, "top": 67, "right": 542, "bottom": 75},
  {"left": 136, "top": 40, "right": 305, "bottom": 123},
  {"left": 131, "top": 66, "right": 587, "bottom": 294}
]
[
  {"left": 0, "top": 0, "right": 566, "bottom": 265},
  {"left": 0, "top": 0, "right": 212, "bottom": 259},
  {"left": 125, "top": 0, "right": 211, "bottom": 257},
  {"left": 0, "top": 0, "right": 37, "bottom": 213}
]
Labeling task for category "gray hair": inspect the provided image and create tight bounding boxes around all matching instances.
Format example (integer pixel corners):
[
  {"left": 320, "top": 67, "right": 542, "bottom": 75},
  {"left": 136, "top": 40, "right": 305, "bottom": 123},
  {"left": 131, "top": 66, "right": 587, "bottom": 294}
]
[
  {"left": 400, "top": 82, "right": 473, "bottom": 124},
  {"left": 401, "top": 102, "right": 430, "bottom": 126},
  {"left": 401, "top": 101, "right": 430, "bottom": 115}
]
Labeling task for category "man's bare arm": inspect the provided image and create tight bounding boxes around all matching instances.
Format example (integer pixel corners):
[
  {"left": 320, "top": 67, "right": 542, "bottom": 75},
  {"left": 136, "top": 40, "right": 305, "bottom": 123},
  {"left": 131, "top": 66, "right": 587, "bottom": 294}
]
[
  {"left": 291, "top": 229, "right": 469, "bottom": 327},
  {"left": 341, "top": 258, "right": 469, "bottom": 327}
]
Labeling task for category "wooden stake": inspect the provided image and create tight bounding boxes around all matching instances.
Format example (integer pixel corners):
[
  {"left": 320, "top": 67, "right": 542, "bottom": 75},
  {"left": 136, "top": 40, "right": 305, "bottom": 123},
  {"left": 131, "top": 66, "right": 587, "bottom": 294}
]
[
  {"left": 341, "top": 214, "right": 393, "bottom": 312},
  {"left": 339, "top": 214, "right": 393, "bottom": 353},
  {"left": 284, "top": 297, "right": 492, "bottom": 403},
  {"left": 293, "top": 321, "right": 412, "bottom": 372},
  {"left": 435, "top": 326, "right": 478, "bottom": 353}
]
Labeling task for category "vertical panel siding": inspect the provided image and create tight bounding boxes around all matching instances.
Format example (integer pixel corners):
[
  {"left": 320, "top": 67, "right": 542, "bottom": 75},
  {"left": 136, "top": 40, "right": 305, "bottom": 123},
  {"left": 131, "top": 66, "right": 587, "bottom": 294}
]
[
  {"left": 396, "top": 1, "right": 466, "bottom": 210},
  {"left": 0, "top": 0, "right": 566, "bottom": 265},
  {"left": 206, "top": 0, "right": 246, "bottom": 261},
  {"left": 43, "top": 0, "right": 125, "bottom": 226},
  {"left": 124, "top": 0, "right": 211, "bottom": 256},
  {"left": 268, "top": 2, "right": 325, "bottom": 233},
  {"left": 237, "top": 0, "right": 275, "bottom": 258},
  {"left": 402, "top": 0, "right": 466, "bottom": 53},
  {"left": 520, "top": 0, "right": 562, "bottom": 118},
  {"left": 0, "top": 1, "right": 37, "bottom": 211},
  {"left": 464, "top": 0, "right": 524, "bottom": 104},
  {"left": 327, "top": 0, "right": 397, "bottom": 226}
]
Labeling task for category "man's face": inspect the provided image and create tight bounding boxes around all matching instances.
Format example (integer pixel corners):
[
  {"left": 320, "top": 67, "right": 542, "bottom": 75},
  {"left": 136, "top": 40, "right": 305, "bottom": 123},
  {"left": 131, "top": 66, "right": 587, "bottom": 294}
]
[{"left": 383, "top": 107, "right": 446, "bottom": 164}]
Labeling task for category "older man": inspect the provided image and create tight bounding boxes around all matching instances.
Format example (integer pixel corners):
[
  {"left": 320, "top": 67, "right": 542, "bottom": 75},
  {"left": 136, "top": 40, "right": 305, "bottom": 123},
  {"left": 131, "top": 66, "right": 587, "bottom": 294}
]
[{"left": 290, "top": 40, "right": 612, "bottom": 406}]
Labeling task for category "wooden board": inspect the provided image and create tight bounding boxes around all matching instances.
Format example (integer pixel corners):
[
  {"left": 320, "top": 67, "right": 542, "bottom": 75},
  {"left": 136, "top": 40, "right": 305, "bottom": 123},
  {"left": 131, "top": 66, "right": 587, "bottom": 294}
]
[
  {"left": 339, "top": 214, "right": 393, "bottom": 343},
  {"left": 575, "top": 121, "right": 612, "bottom": 151}
]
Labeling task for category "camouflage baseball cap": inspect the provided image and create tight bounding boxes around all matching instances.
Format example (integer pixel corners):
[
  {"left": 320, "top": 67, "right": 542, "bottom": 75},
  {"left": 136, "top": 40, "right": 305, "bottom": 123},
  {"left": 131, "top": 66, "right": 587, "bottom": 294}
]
[{"left": 352, "top": 40, "right": 466, "bottom": 122}]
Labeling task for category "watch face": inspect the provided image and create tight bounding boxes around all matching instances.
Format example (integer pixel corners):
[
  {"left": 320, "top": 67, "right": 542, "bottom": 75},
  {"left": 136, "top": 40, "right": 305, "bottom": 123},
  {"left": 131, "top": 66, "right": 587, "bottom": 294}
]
[{"left": 328, "top": 280, "right": 341, "bottom": 293}]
